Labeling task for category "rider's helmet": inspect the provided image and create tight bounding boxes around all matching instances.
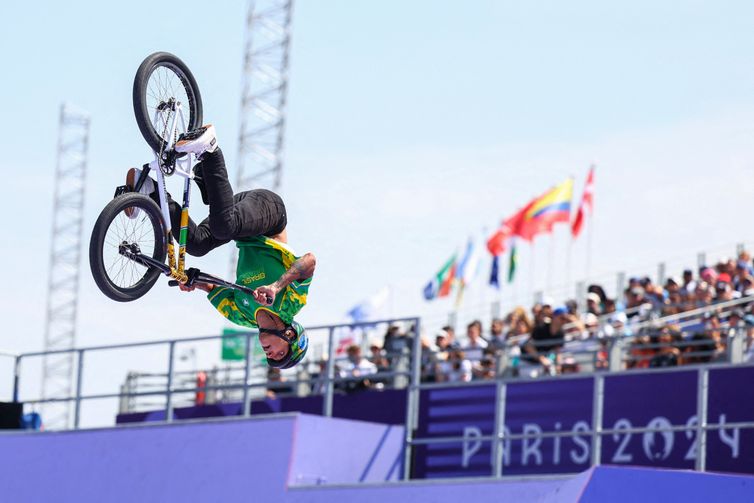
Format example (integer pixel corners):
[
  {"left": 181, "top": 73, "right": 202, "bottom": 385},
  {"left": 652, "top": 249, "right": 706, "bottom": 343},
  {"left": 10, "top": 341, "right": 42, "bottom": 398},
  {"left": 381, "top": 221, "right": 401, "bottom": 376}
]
[{"left": 266, "top": 320, "right": 308, "bottom": 369}]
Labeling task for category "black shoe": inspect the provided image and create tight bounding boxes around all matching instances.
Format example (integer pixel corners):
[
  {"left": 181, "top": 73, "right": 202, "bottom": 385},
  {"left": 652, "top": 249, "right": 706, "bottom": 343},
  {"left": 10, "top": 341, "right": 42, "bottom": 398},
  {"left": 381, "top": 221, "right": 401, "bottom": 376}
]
[{"left": 193, "top": 163, "right": 210, "bottom": 205}]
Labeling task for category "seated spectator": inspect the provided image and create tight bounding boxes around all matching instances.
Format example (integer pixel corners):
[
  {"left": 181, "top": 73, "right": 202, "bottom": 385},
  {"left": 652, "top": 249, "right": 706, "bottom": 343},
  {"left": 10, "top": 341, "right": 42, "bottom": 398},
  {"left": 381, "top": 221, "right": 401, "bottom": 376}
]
[
  {"left": 462, "top": 320, "right": 488, "bottom": 361},
  {"left": 586, "top": 292, "right": 602, "bottom": 315},
  {"left": 472, "top": 348, "right": 497, "bottom": 380},
  {"left": 683, "top": 333, "right": 719, "bottom": 365},
  {"left": 681, "top": 268, "right": 696, "bottom": 295},
  {"left": 523, "top": 306, "right": 568, "bottom": 375},
  {"left": 339, "top": 344, "right": 378, "bottom": 391},
  {"left": 266, "top": 367, "right": 294, "bottom": 399},
  {"left": 648, "top": 326, "right": 682, "bottom": 368},
  {"left": 435, "top": 348, "right": 472, "bottom": 383}
]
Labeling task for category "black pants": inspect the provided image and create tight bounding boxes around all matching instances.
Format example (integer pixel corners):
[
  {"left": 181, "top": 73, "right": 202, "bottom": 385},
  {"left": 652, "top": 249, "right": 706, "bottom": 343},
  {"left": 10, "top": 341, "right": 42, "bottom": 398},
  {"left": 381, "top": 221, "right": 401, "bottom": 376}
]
[{"left": 163, "top": 148, "right": 288, "bottom": 257}]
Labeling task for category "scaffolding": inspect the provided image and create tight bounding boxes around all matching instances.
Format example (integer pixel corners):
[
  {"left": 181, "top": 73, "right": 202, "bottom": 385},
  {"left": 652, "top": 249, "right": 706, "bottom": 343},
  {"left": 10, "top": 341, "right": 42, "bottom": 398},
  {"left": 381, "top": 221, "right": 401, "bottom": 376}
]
[
  {"left": 41, "top": 103, "right": 90, "bottom": 429},
  {"left": 231, "top": 0, "right": 294, "bottom": 276}
]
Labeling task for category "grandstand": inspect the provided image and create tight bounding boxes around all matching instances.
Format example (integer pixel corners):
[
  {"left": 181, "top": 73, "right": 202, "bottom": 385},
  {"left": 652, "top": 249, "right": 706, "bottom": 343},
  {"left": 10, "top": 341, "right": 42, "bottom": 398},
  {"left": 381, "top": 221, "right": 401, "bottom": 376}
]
[{"left": 3, "top": 245, "right": 754, "bottom": 501}]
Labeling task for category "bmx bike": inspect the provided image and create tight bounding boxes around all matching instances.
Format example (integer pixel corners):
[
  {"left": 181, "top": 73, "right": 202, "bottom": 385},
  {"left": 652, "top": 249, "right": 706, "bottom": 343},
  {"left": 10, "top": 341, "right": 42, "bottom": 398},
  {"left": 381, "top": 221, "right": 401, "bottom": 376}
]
[{"left": 89, "top": 52, "right": 258, "bottom": 302}]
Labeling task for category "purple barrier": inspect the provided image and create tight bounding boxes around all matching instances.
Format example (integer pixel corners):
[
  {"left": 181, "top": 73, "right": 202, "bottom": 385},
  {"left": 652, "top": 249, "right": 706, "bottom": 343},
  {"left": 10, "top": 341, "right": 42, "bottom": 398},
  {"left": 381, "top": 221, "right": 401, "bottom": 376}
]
[
  {"left": 413, "top": 366, "right": 754, "bottom": 478},
  {"left": 117, "top": 389, "right": 407, "bottom": 426}
]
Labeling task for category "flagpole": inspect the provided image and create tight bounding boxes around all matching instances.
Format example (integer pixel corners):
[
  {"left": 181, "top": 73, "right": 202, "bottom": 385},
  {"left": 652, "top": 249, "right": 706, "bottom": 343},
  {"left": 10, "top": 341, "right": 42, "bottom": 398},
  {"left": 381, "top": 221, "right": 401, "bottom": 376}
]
[
  {"left": 586, "top": 212, "right": 593, "bottom": 283},
  {"left": 529, "top": 240, "right": 536, "bottom": 305},
  {"left": 547, "top": 231, "right": 555, "bottom": 295},
  {"left": 566, "top": 229, "right": 573, "bottom": 298}
]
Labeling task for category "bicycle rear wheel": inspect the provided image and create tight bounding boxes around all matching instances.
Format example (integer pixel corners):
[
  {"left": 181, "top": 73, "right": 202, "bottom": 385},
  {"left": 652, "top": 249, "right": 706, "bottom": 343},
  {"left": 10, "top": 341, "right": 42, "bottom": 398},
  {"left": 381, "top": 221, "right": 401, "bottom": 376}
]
[
  {"left": 133, "top": 52, "right": 203, "bottom": 155},
  {"left": 89, "top": 193, "right": 167, "bottom": 302}
]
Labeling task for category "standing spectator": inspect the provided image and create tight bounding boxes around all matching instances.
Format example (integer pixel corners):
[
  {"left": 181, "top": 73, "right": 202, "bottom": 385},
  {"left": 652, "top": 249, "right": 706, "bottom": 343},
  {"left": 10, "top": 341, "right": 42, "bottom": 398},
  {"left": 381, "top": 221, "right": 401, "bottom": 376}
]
[
  {"left": 648, "top": 326, "right": 682, "bottom": 368},
  {"left": 488, "top": 318, "right": 506, "bottom": 351},
  {"left": 462, "top": 320, "right": 488, "bottom": 361},
  {"left": 681, "top": 269, "right": 696, "bottom": 295}
]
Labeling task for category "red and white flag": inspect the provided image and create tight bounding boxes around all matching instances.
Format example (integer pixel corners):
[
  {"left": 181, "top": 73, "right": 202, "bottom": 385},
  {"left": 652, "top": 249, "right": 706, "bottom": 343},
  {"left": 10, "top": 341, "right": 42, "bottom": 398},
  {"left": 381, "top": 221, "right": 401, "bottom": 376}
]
[{"left": 571, "top": 166, "right": 595, "bottom": 238}]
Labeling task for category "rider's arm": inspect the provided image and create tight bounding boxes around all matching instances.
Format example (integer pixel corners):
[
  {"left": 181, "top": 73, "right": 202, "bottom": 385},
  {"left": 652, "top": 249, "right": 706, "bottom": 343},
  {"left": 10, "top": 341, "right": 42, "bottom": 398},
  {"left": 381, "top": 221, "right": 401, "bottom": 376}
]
[
  {"left": 274, "top": 253, "right": 316, "bottom": 291},
  {"left": 252, "top": 253, "right": 316, "bottom": 305}
]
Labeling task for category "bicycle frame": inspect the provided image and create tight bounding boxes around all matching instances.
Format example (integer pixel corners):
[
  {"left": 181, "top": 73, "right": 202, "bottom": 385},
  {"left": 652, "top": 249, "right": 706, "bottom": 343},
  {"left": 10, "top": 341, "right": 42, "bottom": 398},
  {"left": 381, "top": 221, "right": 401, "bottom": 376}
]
[
  {"left": 120, "top": 102, "right": 258, "bottom": 296},
  {"left": 147, "top": 101, "right": 193, "bottom": 283}
]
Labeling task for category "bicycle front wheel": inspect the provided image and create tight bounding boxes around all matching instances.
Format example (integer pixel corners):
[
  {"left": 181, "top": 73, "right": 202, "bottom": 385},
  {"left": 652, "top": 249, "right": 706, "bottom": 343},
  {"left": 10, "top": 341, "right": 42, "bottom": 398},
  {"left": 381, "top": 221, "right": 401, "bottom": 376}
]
[
  {"left": 89, "top": 193, "right": 167, "bottom": 302},
  {"left": 133, "top": 52, "right": 203, "bottom": 155}
]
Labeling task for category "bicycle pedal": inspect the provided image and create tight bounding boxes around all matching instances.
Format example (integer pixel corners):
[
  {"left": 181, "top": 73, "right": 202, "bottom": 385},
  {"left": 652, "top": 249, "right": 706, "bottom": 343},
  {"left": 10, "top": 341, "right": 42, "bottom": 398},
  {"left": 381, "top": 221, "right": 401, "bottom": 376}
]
[{"left": 113, "top": 184, "right": 131, "bottom": 198}]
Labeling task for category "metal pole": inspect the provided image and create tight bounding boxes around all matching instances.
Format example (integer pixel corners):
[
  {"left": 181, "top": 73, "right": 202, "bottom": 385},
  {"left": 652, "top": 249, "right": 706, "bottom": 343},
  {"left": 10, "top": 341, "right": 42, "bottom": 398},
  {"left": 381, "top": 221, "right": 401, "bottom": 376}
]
[
  {"left": 695, "top": 368, "right": 709, "bottom": 471},
  {"left": 492, "top": 380, "right": 507, "bottom": 477},
  {"left": 165, "top": 341, "right": 175, "bottom": 423},
  {"left": 697, "top": 252, "right": 707, "bottom": 269},
  {"left": 403, "top": 317, "right": 423, "bottom": 480},
  {"left": 657, "top": 262, "right": 666, "bottom": 286},
  {"left": 323, "top": 327, "right": 335, "bottom": 417},
  {"left": 73, "top": 350, "right": 84, "bottom": 429},
  {"left": 590, "top": 374, "right": 605, "bottom": 466},
  {"left": 242, "top": 331, "right": 253, "bottom": 417},
  {"left": 616, "top": 271, "right": 626, "bottom": 299},
  {"left": 12, "top": 356, "right": 21, "bottom": 403}
]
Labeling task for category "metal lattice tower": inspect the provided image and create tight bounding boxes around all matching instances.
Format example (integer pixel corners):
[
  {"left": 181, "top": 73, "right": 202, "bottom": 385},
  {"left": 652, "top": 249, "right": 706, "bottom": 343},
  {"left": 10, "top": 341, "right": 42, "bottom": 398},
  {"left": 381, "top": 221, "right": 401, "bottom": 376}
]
[
  {"left": 231, "top": 0, "right": 293, "bottom": 275},
  {"left": 41, "top": 103, "right": 90, "bottom": 429}
]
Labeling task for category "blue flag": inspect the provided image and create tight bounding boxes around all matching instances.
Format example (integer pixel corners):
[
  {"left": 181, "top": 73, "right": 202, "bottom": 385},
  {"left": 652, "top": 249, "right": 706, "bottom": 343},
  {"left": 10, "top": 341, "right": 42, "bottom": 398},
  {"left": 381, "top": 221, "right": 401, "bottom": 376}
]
[{"left": 489, "top": 255, "right": 500, "bottom": 289}]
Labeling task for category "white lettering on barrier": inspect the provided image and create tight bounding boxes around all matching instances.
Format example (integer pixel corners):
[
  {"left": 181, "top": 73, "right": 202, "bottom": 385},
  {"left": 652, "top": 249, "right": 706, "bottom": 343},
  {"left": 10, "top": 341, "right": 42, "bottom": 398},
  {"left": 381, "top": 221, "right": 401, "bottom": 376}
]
[
  {"left": 522, "top": 423, "right": 543, "bottom": 466},
  {"left": 501, "top": 425, "right": 512, "bottom": 467},
  {"left": 553, "top": 422, "right": 562, "bottom": 465},
  {"left": 718, "top": 414, "right": 740, "bottom": 459},
  {"left": 611, "top": 418, "right": 633, "bottom": 463},
  {"left": 462, "top": 426, "right": 482, "bottom": 468},
  {"left": 684, "top": 415, "right": 698, "bottom": 461},
  {"left": 642, "top": 417, "right": 674, "bottom": 461},
  {"left": 570, "top": 421, "right": 591, "bottom": 464}
]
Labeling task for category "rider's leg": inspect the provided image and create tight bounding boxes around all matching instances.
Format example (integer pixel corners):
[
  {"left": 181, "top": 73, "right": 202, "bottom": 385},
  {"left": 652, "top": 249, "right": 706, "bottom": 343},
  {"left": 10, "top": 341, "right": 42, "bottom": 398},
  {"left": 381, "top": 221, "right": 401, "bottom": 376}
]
[
  {"left": 193, "top": 147, "right": 288, "bottom": 241},
  {"left": 125, "top": 167, "right": 228, "bottom": 256},
  {"left": 176, "top": 126, "right": 288, "bottom": 240}
]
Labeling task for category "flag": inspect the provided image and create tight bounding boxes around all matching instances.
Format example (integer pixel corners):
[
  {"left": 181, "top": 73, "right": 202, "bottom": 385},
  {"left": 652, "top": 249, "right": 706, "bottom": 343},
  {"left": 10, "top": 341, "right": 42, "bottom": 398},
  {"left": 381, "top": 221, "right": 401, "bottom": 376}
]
[
  {"left": 517, "top": 178, "right": 574, "bottom": 241},
  {"left": 454, "top": 237, "right": 482, "bottom": 307},
  {"left": 423, "top": 253, "right": 457, "bottom": 300},
  {"left": 341, "top": 286, "right": 391, "bottom": 353},
  {"left": 346, "top": 286, "right": 390, "bottom": 323},
  {"left": 489, "top": 255, "right": 500, "bottom": 289},
  {"left": 486, "top": 200, "right": 535, "bottom": 256},
  {"left": 571, "top": 166, "right": 595, "bottom": 238},
  {"left": 508, "top": 240, "right": 518, "bottom": 283}
]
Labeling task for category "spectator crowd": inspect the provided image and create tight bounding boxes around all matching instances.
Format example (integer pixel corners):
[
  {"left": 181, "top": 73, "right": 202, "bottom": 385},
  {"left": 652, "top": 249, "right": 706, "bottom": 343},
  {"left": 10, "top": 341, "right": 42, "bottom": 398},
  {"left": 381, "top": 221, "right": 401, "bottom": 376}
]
[{"left": 269, "top": 251, "right": 754, "bottom": 396}]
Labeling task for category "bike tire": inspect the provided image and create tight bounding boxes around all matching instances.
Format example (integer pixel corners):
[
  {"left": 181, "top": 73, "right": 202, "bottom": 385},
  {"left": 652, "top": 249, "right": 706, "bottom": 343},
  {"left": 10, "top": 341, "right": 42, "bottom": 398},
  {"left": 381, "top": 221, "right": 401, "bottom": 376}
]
[
  {"left": 89, "top": 193, "right": 167, "bottom": 302},
  {"left": 132, "top": 52, "right": 203, "bottom": 154}
]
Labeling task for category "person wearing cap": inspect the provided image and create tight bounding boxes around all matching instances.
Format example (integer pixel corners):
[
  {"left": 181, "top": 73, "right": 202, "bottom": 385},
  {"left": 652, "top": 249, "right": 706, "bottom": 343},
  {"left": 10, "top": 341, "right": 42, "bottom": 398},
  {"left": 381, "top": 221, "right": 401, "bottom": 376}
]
[{"left": 586, "top": 292, "right": 602, "bottom": 315}]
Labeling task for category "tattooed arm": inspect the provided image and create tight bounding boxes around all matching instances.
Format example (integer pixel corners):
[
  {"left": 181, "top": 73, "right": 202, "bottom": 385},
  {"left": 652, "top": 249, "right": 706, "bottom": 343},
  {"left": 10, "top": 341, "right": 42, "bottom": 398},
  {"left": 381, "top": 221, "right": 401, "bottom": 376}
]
[{"left": 252, "top": 253, "right": 316, "bottom": 306}]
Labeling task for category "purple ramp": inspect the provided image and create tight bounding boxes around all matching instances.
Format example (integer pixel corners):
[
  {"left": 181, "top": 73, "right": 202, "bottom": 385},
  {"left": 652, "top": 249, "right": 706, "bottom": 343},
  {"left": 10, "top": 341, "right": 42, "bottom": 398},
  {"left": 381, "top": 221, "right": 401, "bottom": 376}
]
[
  {"left": 289, "top": 415, "right": 404, "bottom": 485},
  {"left": 0, "top": 415, "right": 297, "bottom": 502},
  {"left": 579, "top": 465, "right": 754, "bottom": 503}
]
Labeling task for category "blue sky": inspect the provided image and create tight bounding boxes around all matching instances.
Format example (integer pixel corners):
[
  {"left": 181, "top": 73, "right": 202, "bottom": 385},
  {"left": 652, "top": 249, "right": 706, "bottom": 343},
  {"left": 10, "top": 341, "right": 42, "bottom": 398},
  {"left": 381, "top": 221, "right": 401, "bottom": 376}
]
[{"left": 2, "top": 1, "right": 754, "bottom": 416}]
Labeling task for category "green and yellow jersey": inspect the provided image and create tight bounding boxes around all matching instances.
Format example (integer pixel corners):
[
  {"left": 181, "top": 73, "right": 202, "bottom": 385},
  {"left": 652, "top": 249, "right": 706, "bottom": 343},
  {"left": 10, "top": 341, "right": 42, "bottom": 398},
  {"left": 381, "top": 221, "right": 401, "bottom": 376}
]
[{"left": 206, "top": 236, "right": 312, "bottom": 327}]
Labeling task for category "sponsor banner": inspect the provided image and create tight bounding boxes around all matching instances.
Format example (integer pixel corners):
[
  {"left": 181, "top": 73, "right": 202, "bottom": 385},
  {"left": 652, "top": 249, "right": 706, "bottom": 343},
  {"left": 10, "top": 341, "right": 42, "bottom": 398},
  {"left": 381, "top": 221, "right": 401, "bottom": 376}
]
[
  {"left": 413, "top": 367, "right": 754, "bottom": 478},
  {"left": 600, "top": 371, "right": 697, "bottom": 470},
  {"left": 503, "top": 378, "right": 594, "bottom": 475},
  {"left": 705, "top": 366, "right": 754, "bottom": 475}
]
